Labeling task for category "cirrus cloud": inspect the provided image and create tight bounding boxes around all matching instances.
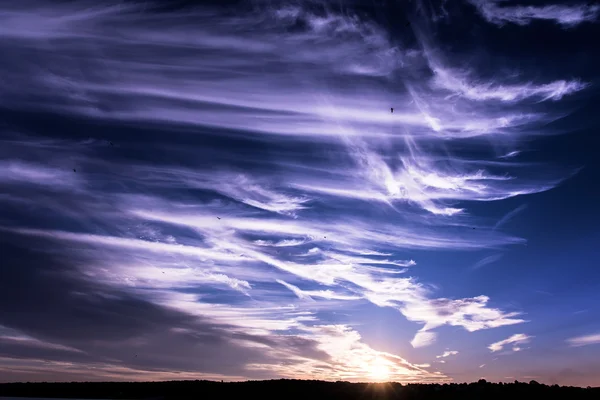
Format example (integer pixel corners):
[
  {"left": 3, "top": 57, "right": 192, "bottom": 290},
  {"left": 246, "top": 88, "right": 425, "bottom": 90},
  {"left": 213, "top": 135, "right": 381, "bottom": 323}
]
[{"left": 0, "top": 0, "right": 589, "bottom": 383}]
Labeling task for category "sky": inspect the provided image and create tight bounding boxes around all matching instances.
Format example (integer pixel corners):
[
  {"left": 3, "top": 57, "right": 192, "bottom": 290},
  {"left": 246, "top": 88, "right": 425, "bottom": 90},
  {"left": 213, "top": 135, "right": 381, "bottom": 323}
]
[{"left": 1, "top": 0, "right": 600, "bottom": 388}]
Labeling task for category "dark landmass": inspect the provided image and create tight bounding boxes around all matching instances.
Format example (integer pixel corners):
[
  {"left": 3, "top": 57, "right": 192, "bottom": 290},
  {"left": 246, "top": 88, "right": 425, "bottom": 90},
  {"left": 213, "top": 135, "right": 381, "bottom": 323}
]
[{"left": 1, "top": 379, "right": 599, "bottom": 400}]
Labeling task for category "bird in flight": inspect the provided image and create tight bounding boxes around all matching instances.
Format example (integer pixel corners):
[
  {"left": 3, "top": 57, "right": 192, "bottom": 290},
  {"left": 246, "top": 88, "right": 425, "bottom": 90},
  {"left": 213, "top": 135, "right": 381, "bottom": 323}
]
[
  {"left": 73, "top": 169, "right": 76, "bottom": 172},
  {"left": 391, "top": 107, "right": 394, "bottom": 113},
  {"left": 217, "top": 217, "right": 221, "bottom": 220}
]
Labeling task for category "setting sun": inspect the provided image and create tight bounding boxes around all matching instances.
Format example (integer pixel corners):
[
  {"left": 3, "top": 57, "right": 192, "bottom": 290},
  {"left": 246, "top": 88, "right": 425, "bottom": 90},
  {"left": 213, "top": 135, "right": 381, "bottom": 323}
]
[{"left": 368, "top": 359, "right": 391, "bottom": 381}]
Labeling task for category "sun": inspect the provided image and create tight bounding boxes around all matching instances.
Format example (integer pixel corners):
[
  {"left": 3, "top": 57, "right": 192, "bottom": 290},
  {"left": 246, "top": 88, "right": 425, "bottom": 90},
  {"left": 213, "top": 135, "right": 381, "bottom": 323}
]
[{"left": 368, "top": 359, "right": 391, "bottom": 381}]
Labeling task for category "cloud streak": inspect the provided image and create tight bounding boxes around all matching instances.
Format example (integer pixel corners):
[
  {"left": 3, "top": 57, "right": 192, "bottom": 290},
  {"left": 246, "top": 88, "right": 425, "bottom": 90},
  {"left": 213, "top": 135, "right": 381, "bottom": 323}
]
[
  {"left": 468, "top": 1, "right": 600, "bottom": 27},
  {"left": 436, "top": 350, "right": 458, "bottom": 359},
  {"left": 0, "top": 0, "right": 590, "bottom": 383},
  {"left": 494, "top": 204, "right": 528, "bottom": 230},
  {"left": 488, "top": 334, "right": 533, "bottom": 352},
  {"left": 566, "top": 333, "right": 600, "bottom": 347},
  {"left": 472, "top": 254, "right": 504, "bottom": 270}
]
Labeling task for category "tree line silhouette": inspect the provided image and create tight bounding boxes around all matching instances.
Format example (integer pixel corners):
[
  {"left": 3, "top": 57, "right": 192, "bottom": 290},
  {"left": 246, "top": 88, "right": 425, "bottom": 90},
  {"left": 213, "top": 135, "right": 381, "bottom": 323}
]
[{"left": 0, "top": 379, "right": 599, "bottom": 400}]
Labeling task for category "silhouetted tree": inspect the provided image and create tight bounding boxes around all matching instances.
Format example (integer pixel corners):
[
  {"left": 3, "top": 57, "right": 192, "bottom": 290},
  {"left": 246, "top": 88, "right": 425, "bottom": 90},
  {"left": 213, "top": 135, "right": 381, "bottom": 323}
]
[{"left": 0, "top": 379, "right": 598, "bottom": 400}]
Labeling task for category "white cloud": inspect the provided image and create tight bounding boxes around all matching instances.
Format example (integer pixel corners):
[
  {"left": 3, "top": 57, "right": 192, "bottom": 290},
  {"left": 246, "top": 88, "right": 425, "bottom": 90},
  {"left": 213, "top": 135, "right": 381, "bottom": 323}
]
[
  {"left": 0, "top": 160, "right": 81, "bottom": 188},
  {"left": 0, "top": 0, "right": 586, "bottom": 381},
  {"left": 401, "top": 296, "right": 526, "bottom": 336},
  {"left": 499, "top": 151, "right": 520, "bottom": 159},
  {"left": 4, "top": 215, "right": 528, "bottom": 347},
  {"left": 247, "top": 324, "right": 449, "bottom": 382},
  {"left": 0, "top": 333, "right": 84, "bottom": 354},
  {"left": 411, "top": 331, "right": 437, "bottom": 348},
  {"left": 430, "top": 62, "right": 587, "bottom": 102},
  {"left": 277, "top": 280, "right": 361, "bottom": 302},
  {"left": 468, "top": 1, "right": 599, "bottom": 27},
  {"left": 472, "top": 254, "right": 503, "bottom": 270},
  {"left": 566, "top": 333, "right": 600, "bottom": 347},
  {"left": 488, "top": 333, "right": 532, "bottom": 352},
  {"left": 436, "top": 350, "right": 458, "bottom": 359},
  {"left": 254, "top": 239, "right": 307, "bottom": 247},
  {"left": 494, "top": 204, "right": 528, "bottom": 230}
]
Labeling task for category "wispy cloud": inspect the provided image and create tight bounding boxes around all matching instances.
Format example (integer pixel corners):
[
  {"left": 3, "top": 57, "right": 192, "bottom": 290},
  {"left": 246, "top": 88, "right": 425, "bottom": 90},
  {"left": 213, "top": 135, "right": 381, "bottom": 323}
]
[
  {"left": 436, "top": 350, "right": 458, "bottom": 359},
  {"left": 276, "top": 280, "right": 361, "bottom": 301},
  {"left": 566, "top": 333, "right": 600, "bottom": 347},
  {"left": 488, "top": 333, "right": 533, "bottom": 352},
  {"left": 494, "top": 204, "right": 528, "bottom": 230},
  {"left": 499, "top": 151, "right": 520, "bottom": 159},
  {"left": 468, "top": 1, "right": 600, "bottom": 27},
  {"left": 248, "top": 325, "right": 449, "bottom": 382},
  {"left": 472, "top": 254, "right": 504, "bottom": 270},
  {"left": 0, "top": 0, "right": 588, "bottom": 382},
  {"left": 411, "top": 331, "right": 437, "bottom": 349},
  {"left": 429, "top": 62, "right": 587, "bottom": 102}
]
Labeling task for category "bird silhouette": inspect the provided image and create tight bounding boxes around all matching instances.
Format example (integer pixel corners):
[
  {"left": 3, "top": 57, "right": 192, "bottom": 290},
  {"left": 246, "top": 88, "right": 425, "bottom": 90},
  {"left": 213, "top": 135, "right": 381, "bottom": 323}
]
[
  {"left": 109, "top": 141, "right": 114, "bottom": 146},
  {"left": 391, "top": 107, "right": 394, "bottom": 113},
  {"left": 217, "top": 217, "right": 221, "bottom": 220},
  {"left": 73, "top": 169, "right": 76, "bottom": 172}
]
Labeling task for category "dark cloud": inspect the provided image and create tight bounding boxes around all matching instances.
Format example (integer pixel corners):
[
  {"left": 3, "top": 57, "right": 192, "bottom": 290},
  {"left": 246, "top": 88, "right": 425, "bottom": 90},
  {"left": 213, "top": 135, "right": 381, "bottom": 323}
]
[
  {"left": 0, "top": 337, "right": 93, "bottom": 364},
  {"left": 0, "top": 0, "right": 598, "bottom": 386},
  {"left": 0, "top": 231, "right": 329, "bottom": 376}
]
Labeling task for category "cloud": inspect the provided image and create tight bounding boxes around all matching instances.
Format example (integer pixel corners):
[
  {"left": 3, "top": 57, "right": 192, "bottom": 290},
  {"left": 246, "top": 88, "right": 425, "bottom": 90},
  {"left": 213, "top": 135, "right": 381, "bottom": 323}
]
[
  {"left": 566, "top": 333, "right": 600, "bottom": 347},
  {"left": 0, "top": 0, "right": 587, "bottom": 382},
  {"left": 411, "top": 331, "right": 437, "bottom": 348},
  {"left": 0, "top": 233, "right": 445, "bottom": 382},
  {"left": 4, "top": 221, "right": 527, "bottom": 342},
  {"left": 488, "top": 334, "right": 533, "bottom": 352},
  {"left": 499, "top": 151, "right": 520, "bottom": 159},
  {"left": 467, "top": 1, "right": 600, "bottom": 27},
  {"left": 0, "top": 161, "right": 82, "bottom": 188},
  {"left": 276, "top": 280, "right": 361, "bottom": 302},
  {"left": 436, "top": 350, "right": 458, "bottom": 359},
  {"left": 429, "top": 62, "right": 587, "bottom": 102},
  {"left": 255, "top": 239, "right": 307, "bottom": 247},
  {"left": 401, "top": 296, "right": 526, "bottom": 338},
  {"left": 277, "top": 280, "right": 316, "bottom": 301},
  {"left": 247, "top": 325, "right": 449, "bottom": 382},
  {"left": 171, "top": 171, "right": 310, "bottom": 216},
  {"left": 472, "top": 254, "right": 503, "bottom": 270},
  {"left": 0, "top": 238, "right": 296, "bottom": 378},
  {"left": 494, "top": 204, "right": 528, "bottom": 230}
]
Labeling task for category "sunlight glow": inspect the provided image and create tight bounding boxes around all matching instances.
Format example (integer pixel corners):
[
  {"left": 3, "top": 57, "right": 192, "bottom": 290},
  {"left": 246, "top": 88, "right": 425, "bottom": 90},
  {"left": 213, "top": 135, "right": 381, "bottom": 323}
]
[{"left": 368, "top": 358, "right": 391, "bottom": 381}]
